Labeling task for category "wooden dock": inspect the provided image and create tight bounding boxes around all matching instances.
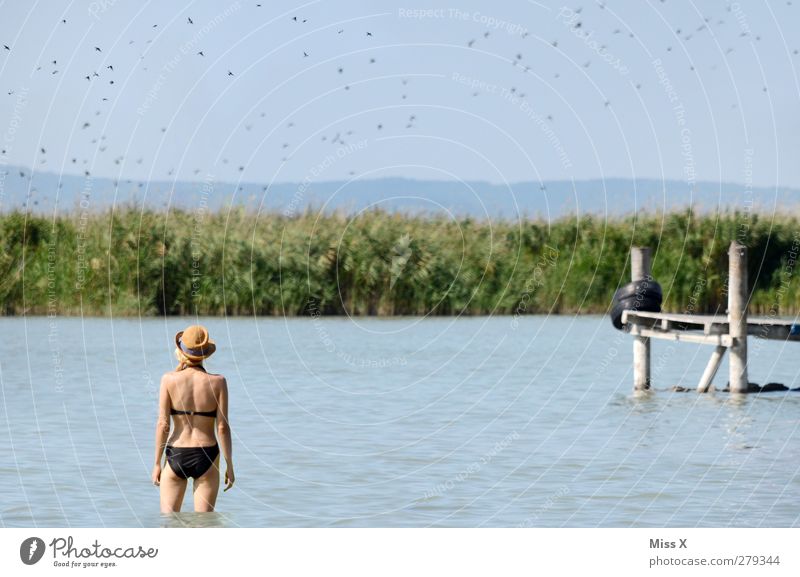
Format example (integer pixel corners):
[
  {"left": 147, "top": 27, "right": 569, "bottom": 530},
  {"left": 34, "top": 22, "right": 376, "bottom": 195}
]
[{"left": 621, "top": 243, "right": 800, "bottom": 393}]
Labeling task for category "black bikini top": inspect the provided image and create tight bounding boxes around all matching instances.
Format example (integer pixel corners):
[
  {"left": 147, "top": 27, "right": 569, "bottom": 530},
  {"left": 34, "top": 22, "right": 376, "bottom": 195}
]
[{"left": 170, "top": 407, "right": 217, "bottom": 418}]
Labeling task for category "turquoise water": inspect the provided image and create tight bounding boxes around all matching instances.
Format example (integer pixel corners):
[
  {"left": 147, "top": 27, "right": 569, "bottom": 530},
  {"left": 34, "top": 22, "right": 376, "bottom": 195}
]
[{"left": 1, "top": 316, "right": 799, "bottom": 527}]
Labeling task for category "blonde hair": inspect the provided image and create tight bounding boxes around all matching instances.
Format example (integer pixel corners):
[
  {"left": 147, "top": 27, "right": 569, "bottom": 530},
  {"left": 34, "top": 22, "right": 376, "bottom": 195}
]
[{"left": 174, "top": 347, "right": 204, "bottom": 371}]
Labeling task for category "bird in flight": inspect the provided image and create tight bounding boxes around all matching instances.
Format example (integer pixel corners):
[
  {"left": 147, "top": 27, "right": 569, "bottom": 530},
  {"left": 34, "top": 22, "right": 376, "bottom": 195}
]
[
  {"left": 228, "top": 70, "right": 234, "bottom": 76},
  {"left": 95, "top": 46, "right": 101, "bottom": 52},
  {"left": 197, "top": 51, "right": 204, "bottom": 56},
  {"left": 188, "top": 17, "right": 193, "bottom": 24}
]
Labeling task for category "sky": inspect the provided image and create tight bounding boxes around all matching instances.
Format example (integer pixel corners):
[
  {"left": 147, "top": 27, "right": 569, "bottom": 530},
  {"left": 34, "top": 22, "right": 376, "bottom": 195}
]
[{"left": 0, "top": 0, "right": 798, "bottom": 189}]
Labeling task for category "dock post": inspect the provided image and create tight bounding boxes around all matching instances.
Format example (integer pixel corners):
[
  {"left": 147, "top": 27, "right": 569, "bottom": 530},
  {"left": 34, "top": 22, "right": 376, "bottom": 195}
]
[
  {"left": 728, "top": 241, "right": 749, "bottom": 393},
  {"left": 697, "top": 345, "right": 726, "bottom": 393},
  {"left": 631, "top": 247, "right": 652, "bottom": 391}
]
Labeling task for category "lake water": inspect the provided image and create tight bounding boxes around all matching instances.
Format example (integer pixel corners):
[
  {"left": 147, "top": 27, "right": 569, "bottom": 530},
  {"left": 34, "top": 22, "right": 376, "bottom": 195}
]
[{"left": 1, "top": 315, "right": 799, "bottom": 527}]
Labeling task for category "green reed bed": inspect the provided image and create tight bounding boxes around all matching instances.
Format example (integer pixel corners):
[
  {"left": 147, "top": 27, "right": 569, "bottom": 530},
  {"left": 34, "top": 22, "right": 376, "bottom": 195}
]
[{"left": 2, "top": 208, "right": 799, "bottom": 317}]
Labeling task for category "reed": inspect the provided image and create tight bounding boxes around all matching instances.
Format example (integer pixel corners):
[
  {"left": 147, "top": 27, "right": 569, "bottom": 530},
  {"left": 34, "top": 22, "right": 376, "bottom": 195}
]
[{"left": 2, "top": 207, "right": 799, "bottom": 317}]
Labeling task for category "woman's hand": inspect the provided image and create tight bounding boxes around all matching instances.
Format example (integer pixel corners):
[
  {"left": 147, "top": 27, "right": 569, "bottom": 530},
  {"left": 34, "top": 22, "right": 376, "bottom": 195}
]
[
  {"left": 224, "top": 465, "right": 235, "bottom": 492},
  {"left": 152, "top": 463, "right": 162, "bottom": 487}
]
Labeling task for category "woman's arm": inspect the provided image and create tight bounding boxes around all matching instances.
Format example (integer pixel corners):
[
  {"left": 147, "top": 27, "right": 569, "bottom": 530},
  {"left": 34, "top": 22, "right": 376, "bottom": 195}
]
[
  {"left": 152, "top": 376, "right": 171, "bottom": 486},
  {"left": 216, "top": 377, "right": 234, "bottom": 491}
]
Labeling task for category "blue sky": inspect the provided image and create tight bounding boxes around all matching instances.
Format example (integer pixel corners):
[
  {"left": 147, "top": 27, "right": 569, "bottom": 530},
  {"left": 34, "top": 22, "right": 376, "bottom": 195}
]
[{"left": 0, "top": 0, "right": 798, "bottom": 188}]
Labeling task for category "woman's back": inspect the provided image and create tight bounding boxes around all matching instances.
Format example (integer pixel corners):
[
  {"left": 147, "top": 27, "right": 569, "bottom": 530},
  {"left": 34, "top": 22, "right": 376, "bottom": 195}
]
[{"left": 165, "top": 367, "right": 223, "bottom": 447}]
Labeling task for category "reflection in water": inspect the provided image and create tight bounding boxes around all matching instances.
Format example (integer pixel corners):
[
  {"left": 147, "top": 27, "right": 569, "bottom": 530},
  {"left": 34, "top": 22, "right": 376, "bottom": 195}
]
[
  {"left": 160, "top": 512, "right": 234, "bottom": 528},
  {"left": 627, "top": 389, "right": 659, "bottom": 413},
  {"left": 722, "top": 396, "right": 757, "bottom": 451}
]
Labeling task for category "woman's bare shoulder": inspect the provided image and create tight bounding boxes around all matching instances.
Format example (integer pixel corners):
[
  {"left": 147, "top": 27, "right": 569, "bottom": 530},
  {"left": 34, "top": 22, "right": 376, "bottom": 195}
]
[
  {"left": 207, "top": 372, "right": 227, "bottom": 382},
  {"left": 207, "top": 372, "right": 227, "bottom": 389}
]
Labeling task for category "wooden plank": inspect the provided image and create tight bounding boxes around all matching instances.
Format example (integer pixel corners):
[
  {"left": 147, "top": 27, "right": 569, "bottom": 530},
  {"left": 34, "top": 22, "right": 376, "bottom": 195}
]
[
  {"left": 622, "top": 310, "right": 800, "bottom": 341},
  {"left": 622, "top": 310, "right": 800, "bottom": 342},
  {"left": 621, "top": 311, "right": 660, "bottom": 328},
  {"left": 745, "top": 317, "right": 800, "bottom": 340},
  {"left": 748, "top": 324, "right": 800, "bottom": 341},
  {"left": 622, "top": 311, "right": 729, "bottom": 334},
  {"left": 747, "top": 316, "right": 800, "bottom": 327},
  {"left": 625, "top": 310, "right": 799, "bottom": 327},
  {"left": 628, "top": 325, "right": 733, "bottom": 347},
  {"left": 625, "top": 310, "right": 727, "bottom": 325}
]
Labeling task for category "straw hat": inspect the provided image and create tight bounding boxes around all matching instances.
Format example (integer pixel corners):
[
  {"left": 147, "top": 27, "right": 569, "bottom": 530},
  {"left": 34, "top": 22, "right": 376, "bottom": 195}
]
[{"left": 175, "top": 325, "right": 216, "bottom": 360}]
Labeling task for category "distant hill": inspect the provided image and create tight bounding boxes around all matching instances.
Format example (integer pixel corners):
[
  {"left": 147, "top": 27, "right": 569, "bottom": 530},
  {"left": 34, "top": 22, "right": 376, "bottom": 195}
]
[{"left": 1, "top": 166, "right": 797, "bottom": 218}]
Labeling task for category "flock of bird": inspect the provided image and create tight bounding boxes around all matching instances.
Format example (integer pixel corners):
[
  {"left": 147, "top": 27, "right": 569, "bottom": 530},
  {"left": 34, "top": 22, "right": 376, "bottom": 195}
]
[
  {"left": 0, "top": 1, "right": 797, "bottom": 210},
  {"left": 1, "top": 7, "right": 390, "bottom": 206}
]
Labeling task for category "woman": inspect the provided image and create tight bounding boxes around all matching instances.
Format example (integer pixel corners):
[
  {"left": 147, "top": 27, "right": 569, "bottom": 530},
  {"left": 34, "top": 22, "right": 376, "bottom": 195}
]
[{"left": 152, "top": 325, "right": 234, "bottom": 513}]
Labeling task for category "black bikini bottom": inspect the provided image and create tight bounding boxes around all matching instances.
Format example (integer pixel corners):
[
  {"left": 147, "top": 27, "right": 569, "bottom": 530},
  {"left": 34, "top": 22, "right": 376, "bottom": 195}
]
[{"left": 165, "top": 444, "right": 219, "bottom": 480}]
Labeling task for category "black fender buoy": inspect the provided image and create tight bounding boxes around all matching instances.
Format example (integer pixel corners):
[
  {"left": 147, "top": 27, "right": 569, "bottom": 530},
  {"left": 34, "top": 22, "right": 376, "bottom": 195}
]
[
  {"left": 610, "top": 279, "right": 663, "bottom": 330},
  {"left": 613, "top": 279, "right": 663, "bottom": 303}
]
